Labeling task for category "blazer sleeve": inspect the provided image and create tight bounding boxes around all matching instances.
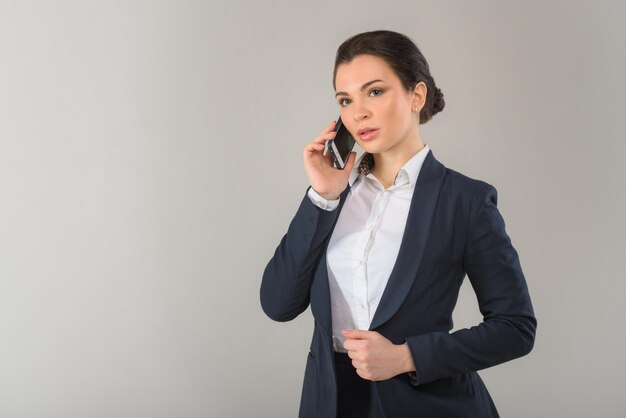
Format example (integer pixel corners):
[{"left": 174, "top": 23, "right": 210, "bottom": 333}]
[
  {"left": 260, "top": 187, "right": 341, "bottom": 322},
  {"left": 404, "top": 183, "right": 537, "bottom": 385}
]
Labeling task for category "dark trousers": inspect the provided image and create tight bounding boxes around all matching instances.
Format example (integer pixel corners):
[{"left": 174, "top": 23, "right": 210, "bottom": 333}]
[{"left": 334, "top": 352, "right": 386, "bottom": 418}]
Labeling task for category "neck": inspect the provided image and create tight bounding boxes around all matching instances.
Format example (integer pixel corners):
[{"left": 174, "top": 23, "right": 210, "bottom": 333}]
[{"left": 371, "top": 133, "right": 425, "bottom": 187}]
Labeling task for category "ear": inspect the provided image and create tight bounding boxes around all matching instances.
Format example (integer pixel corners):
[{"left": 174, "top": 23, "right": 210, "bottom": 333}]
[{"left": 412, "top": 81, "right": 427, "bottom": 112}]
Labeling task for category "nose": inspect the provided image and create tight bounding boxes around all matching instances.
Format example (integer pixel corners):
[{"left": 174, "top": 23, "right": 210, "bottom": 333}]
[{"left": 352, "top": 101, "right": 371, "bottom": 121}]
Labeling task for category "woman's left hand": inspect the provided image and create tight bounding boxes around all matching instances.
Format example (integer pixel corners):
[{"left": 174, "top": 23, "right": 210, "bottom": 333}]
[{"left": 342, "top": 329, "right": 416, "bottom": 381}]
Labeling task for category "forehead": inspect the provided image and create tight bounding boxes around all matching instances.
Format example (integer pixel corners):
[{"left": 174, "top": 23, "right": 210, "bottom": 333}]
[{"left": 335, "top": 55, "right": 398, "bottom": 91}]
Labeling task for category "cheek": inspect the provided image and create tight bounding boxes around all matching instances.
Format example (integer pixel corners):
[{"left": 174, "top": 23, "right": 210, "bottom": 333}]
[
  {"left": 390, "top": 97, "right": 414, "bottom": 127},
  {"left": 387, "top": 96, "right": 407, "bottom": 117},
  {"left": 375, "top": 94, "right": 401, "bottom": 124}
]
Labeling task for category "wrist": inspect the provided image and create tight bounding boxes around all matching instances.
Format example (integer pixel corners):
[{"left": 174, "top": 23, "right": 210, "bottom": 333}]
[
  {"left": 320, "top": 193, "right": 340, "bottom": 201},
  {"left": 398, "top": 342, "right": 416, "bottom": 374},
  {"left": 311, "top": 186, "right": 339, "bottom": 201}
]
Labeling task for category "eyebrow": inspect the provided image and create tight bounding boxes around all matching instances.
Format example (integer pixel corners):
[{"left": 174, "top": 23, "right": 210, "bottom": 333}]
[{"left": 335, "top": 79, "right": 385, "bottom": 98}]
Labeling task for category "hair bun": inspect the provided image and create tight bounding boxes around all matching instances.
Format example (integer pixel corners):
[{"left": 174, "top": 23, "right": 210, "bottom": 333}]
[{"left": 433, "top": 87, "right": 445, "bottom": 113}]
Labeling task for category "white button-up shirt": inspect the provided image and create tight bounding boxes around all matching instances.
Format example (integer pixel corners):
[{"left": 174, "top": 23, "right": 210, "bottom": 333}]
[{"left": 307, "top": 144, "right": 430, "bottom": 352}]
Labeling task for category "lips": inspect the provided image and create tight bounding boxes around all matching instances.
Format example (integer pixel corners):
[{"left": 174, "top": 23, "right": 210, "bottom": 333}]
[
  {"left": 357, "top": 127, "right": 379, "bottom": 141},
  {"left": 357, "top": 127, "right": 378, "bottom": 136}
]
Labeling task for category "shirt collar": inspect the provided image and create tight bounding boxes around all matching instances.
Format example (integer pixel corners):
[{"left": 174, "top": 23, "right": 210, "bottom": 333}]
[{"left": 348, "top": 143, "right": 430, "bottom": 188}]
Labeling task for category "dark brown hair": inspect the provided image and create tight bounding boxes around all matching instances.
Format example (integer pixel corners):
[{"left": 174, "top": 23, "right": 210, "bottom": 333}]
[{"left": 333, "top": 30, "right": 445, "bottom": 175}]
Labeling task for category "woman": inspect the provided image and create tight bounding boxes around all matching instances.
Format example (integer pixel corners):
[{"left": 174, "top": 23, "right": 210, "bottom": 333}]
[{"left": 260, "top": 30, "right": 536, "bottom": 418}]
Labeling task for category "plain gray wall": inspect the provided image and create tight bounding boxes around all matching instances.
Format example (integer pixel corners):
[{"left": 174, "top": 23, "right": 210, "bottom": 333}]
[{"left": 1, "top": 1, "right": 625, "bottom": 417}]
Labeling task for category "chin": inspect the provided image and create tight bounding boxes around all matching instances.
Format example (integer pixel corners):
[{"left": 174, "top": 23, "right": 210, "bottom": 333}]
[{"left": 359, "top": 142, "right": 386, "bottom": 154}]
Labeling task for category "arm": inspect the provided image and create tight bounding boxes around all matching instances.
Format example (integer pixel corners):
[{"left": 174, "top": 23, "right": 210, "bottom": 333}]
[
  {"left": 405, "top": 184, "right": 537, "bottom": 385},
  {"left": 260, "top": 187, "right": 341, "bottom": 322}
]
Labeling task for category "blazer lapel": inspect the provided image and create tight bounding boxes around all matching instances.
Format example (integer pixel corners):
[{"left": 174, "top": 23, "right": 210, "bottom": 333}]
[
  {"left": 369, "top": 149, "right": 446, "bottom": 330},
  {"left": 312, "top": 149, "right": 446, "bottom": 336}
]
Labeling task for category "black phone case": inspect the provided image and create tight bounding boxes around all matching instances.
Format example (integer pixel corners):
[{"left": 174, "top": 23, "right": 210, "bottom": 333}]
[{"left": 327, "top": 117, "right": 356, "bottom": 170}]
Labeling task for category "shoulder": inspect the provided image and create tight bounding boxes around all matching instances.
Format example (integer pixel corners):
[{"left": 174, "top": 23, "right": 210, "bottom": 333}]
[
  {"left": 440, "top": 163, "right": 496, "bottom": 199},
  {"left": 426, "top": 150, "right": 493, "bottom": 193},
  {"left": 434, "top": 166, "right": 500, "bottom": 231},
  {"left": 422, "top": 150, "right": 499, "bottom": 209},
  {"left": 427, "top": 152, "right": 499, "bottom": 212}
]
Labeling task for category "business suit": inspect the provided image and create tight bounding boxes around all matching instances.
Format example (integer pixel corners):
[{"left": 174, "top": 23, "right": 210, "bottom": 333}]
[{"left": 260, "top": 149, "right": 537, "bottom": 418}]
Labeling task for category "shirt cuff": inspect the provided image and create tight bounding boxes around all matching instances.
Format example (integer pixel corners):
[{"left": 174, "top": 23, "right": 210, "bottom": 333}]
[{"left": 307, "top": 187, "right": 340, "bottom": 211}]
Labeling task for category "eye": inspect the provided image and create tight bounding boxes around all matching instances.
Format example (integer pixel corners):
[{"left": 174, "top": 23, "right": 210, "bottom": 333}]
[
  {"left": 337, "top": 88, "right": 383, "bottom": 107},
  {"left": 338, "top": 98, "right": 351, "bottom": 107}
]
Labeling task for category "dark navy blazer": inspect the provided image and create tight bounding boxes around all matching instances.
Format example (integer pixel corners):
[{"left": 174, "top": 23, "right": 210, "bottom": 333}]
[{"left": 260, "top": 149, "right": 537, "bottom": 418}]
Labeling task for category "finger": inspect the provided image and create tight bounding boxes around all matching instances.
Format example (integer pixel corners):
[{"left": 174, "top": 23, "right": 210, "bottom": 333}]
[
  {"left": 319, "top": 120, "right": 336, "bottom": 135},
  {"left": 354, "top": 368, "right": 371, "bottom": 381},
  {"left": 342, "top": 329, "right": 374, "bottom": 339},
  {"left": 345, "top": 348, "right": 356, "bottom": 358},
  {"left": 303, "top": 142, "right": 326, "bottom": 155},
  {"left": 312, "top": 130, "right": 336, "bottom": 144},
  {"left": 343, "top": 339, "right": 354, "bottom": 352},
  {"left": 304, "top": 143, "right": 325, "bottom": 152}
]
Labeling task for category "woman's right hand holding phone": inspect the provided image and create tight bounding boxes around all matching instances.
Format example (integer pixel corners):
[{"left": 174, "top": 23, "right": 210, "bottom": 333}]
[{"left": 303, "top": 120, "right": 356, "bottom": 201}]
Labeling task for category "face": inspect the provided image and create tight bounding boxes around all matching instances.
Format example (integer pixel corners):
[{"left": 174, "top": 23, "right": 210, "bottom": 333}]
[{"left": 334, "top": 54, "right": 425, "bottom": 156}]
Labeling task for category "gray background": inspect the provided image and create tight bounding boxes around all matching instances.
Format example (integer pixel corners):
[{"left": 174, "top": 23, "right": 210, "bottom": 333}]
[{"left": 1, "top": 1, "right": 624, "bottom": 417}]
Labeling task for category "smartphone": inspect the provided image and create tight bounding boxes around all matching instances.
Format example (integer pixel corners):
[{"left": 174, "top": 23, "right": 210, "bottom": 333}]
[{"left": 325, "top": 117, "right": 356, "bottom": 170}]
